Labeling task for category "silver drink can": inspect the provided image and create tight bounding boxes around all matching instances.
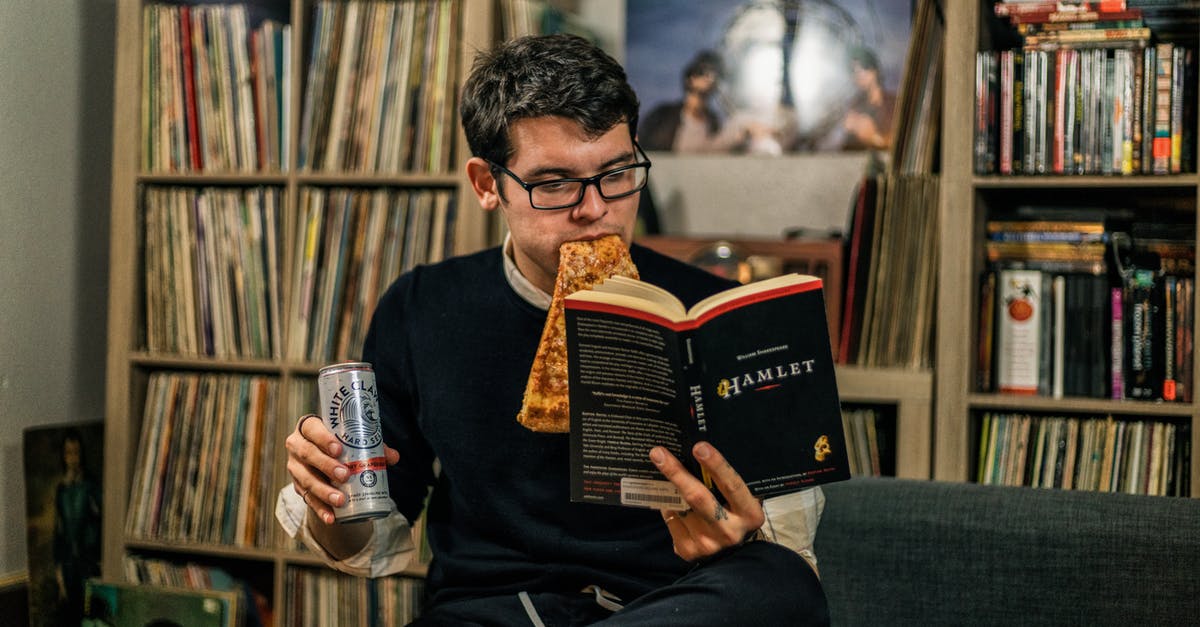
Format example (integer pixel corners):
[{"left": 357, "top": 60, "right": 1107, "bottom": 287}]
[{"left": 318, "top": 362, "right": 391, "bottom": 522}]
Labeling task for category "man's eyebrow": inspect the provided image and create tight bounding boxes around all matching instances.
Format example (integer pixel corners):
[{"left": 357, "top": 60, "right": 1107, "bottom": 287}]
[{"left": 523, "top": 150, "right": 637, "bottom": 179}]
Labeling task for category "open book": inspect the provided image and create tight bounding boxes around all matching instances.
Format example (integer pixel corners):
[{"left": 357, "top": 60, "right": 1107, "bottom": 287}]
[{"left": 565, "top": 273, "right": 850, "bottom": 509}]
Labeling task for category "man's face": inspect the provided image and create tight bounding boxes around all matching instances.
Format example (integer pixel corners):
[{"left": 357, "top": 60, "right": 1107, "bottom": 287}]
[{"left": 490, "top": 116, "right": 642, "bottom": 294}]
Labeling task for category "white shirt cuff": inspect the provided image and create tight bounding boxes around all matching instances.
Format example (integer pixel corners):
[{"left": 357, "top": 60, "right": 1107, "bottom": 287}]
[
  {"left": 276, "top": 483, "right": 417, "bottom": 578},
  {"left": 760, "top": 486, "right": 825, "bottom": 572}
]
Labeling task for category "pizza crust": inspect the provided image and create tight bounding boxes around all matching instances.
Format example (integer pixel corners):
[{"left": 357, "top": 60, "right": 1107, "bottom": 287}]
[{"left": 517, "top": 235, "right": 639, "bottom": 432}]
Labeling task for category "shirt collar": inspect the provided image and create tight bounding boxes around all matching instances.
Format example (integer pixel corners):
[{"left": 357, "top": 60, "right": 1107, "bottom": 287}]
[{"left": 502, "top": 233, "right": 553, "bottom": 310}]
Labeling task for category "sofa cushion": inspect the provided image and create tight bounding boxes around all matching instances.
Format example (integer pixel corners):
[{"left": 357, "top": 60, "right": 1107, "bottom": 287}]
[{"left": 815, "top": 477, "right": 1200, "bottom": 626}]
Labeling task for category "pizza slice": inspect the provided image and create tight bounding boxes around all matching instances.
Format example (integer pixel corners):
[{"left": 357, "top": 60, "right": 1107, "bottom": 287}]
[{"left": 517, "top": 235, "right": 639, "bottom": 432}]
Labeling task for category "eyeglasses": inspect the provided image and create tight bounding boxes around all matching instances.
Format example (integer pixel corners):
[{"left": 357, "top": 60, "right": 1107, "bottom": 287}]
[{"left": 489, "top": 144, "right": 652, "bottom": 211}]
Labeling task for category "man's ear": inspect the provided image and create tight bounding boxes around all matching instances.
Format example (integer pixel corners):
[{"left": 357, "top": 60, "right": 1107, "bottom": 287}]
[{"left": 466, "top": 157, "right": 500, "bottom": 211}]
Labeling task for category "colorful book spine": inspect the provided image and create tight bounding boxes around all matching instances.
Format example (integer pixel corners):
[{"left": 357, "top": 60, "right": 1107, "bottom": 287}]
[{"left": 997, "top": 269, "right": 1044, "bottom": 394}]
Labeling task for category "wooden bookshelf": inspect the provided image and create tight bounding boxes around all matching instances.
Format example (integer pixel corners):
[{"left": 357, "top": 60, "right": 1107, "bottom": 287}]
[
  {"left": 935, "top": 1, "right": 1200, "bottom": 497},
  {"left": 103, "top": 0, "right": 493, "bottom": 621}
]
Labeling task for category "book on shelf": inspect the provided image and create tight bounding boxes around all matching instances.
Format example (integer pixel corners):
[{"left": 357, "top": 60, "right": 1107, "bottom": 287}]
[
  {"left": 978, "top": 210, "right": 1196, "bottom": 402},
  {"left": 974, "top": 30, "right": 1195, "bottom": 177},
  {"left": 286, "top": 567, "right": 424, "bottom": 625},
  {"left": 127, "top": 372, "right": 280, "bottom": 547},
  {"left": 298, "top": 0, "right": 459, "bottom": 174},
  {"left": 285, "top": 187, "right": 454, "bottom": 363},
  {"left": 842, "top": 406, "right": 890, "bottom": 477},
  {"left": 975, "top": 411, "right": 1186, "bottom": 496},
  {"left": 837, "top": 175, "right": 880, "bottom": 364},
  {"left": 995, "top": 268, "right": 1044, "bottom": 394},
  {"left": 994, "top": 2, "right": 1128, "bottom": 18},
  {"left": 122, "top": 555, "right": 272, "bottom": 627},
  {"left": 142, "top": 4, "right": 291, "bottom": 173},
  {"left": 564, "top": 273, "right": 850, "bottom": 509}
]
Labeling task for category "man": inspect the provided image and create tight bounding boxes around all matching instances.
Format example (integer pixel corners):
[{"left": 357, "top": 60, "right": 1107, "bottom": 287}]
[
  {"left": 639, "top": 49, "right": 770, "bottom": 154},
  {"left": 841, "top": 46, "right": 895, "bottom": 151},
  {"left": 278, "top": 34, "right": 828, "bottom": 625}
]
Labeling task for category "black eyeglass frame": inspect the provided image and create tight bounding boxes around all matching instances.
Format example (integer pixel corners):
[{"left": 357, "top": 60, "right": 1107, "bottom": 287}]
[{"left": 488, "top": 143, "right": 653, "bottom": 211}]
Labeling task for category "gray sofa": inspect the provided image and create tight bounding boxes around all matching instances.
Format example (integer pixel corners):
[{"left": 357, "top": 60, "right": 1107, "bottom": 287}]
[{"left": 815, "top": 477, "right": 1200, "bottom": 626}]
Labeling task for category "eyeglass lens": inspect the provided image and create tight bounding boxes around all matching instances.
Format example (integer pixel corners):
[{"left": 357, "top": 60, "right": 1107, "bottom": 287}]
[{"left": 530, "top": 164, "right": 648, "bottom": 209}]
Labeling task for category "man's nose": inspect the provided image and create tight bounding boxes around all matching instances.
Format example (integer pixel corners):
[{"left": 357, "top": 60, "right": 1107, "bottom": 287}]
[{"left": 571, "top": 181, "right": 609, "bottom": 220}]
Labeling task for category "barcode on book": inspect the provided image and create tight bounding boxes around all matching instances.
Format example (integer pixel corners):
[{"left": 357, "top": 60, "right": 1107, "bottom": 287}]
[{"left": 620, "top": 478, "right": 686, "bottom": 510}]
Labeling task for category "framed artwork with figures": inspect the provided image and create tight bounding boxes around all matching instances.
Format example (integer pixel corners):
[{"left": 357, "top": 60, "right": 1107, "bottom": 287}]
[
  {"left": 23, "top": 420, "right": 104, "bottom": 627},
  {"left": 628, "top": 0, "right": 913, "bottom": 155}
]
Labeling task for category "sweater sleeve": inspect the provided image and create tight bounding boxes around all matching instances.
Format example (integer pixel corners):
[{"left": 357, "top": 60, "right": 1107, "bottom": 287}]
[{"left": 363, "top": 273, "right": 439, "bottom": 523}]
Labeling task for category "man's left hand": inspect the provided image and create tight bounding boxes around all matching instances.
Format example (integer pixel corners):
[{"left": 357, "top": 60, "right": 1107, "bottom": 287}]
[{"left": 651, "top": 441, "right": 765, "bottom": 561}]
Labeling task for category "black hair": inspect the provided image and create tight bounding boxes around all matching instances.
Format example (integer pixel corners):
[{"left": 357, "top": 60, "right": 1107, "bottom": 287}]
[
  {"left": 849, "top": 45, "right": 879, "bottom": 72},
  {"left": 459, "top": 34, "right": 640, "bottom": 167},
  {"left": 683, "top": 50, "right": 722, "bottom": 84}
]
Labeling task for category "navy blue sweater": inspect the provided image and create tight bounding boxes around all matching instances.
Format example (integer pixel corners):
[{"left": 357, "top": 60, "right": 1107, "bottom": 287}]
[{"left": 362, "top": 243, "right": 736, "bottom": 607}]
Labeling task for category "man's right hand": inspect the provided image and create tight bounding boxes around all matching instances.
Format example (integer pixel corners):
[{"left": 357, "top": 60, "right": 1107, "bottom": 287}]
[{"left": 285, "top": 414, "right": 400, "bottom": 526}]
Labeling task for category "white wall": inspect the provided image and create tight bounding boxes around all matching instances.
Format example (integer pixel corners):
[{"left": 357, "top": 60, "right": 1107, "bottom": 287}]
[{"left": 0, "top": 1, "right": 114, "bottom": 577}]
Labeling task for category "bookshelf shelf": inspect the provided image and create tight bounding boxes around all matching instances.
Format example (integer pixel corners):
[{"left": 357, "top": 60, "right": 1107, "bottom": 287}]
[
  {"left": 937, "top": 1, "right": 1200, "bottom": 497},
  {"left": 125, "top": 539, "right": 282, "bottom": 563},
  {"left": 130, "top": 353, "right": 286, "bottom": 373},
  {"left": 973, "top": 174, "right": 1199, "bottom": 188},
  {"left": 139, "top": 172, "right": 290, "bottom": 185},
  {"left": 837, "top": 365, "right": 933, "bottom": 480},
  {"left": 967, "top": 393, "right": 1195, "bottom": 418}
]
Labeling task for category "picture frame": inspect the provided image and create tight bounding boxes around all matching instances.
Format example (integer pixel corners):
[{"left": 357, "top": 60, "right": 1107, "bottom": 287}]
[
  {"left": 627, "top": 0, "right": 913, "bottom": 155},
  {"left": 23, "top": 420, "right": 104, "bottom": 627},
  {"left": 83, "top": 579, "right": 241, "bottom": 627}
]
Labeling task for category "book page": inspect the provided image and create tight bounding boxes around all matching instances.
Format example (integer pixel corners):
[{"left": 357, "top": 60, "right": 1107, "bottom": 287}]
[
  {"left": 566, "top": 282, "right": 689, "bottom": 324},
  {"left": 688, "top": 273, "right": 822, "bottom": 320},
  {"left": 587, "top": 275, "right": 688, "bottom": 318}
]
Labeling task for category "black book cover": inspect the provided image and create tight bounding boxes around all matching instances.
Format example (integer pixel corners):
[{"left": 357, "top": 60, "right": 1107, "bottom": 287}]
[{"left": 565, "top": 275, "right": 850, "bottom": 509}]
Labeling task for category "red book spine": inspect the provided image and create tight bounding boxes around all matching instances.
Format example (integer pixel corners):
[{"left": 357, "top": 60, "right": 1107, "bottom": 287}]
[{"left": 179, "top": 5, "right": 202, "bottom": 171}]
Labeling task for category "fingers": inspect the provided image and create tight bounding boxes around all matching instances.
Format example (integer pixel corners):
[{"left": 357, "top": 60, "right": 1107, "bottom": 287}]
[
  {"left": 383, "top": 443, "right": 401, "bottom": 466},
  {"left": 651, "top": 442, "right": 765, "bottom": 561},
  {"left": 691, "top": 442, "right": 764, "bottom": 529},
  {"left": 286, "top": 414, "right": 350, "bottom": 525}
]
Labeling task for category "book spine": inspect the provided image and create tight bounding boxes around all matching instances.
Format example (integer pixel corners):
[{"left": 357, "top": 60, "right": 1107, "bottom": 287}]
[
  {"left": 1000, "top": 51, "right": 1015, "bottom": 174},
  {"left": 1024, "top": 27, "right": 1151, "bottom": 48},
  {"left": 1153, "top": 43, "right": 1172, "bottom": 174},
  {"left": 1110, "top": 286, "right": 1124, "bottom": 399},
  {"left": 1170, "top": 45, "right": 1185, "bottom": 173},
  {"left": 179, "top": 5, "right": 202, "bottom": 171},
  {"left": 975, "top": 52, "right": 992, "bottom": 174},
  {"left": 1008, "top": 9, "right": 1143, "bottom": 24},
  {"left": 1052, "top": 49, "right": 1067, "bottom": 173},
  {"left": 1012, "top": 51, "right": 1026, "bottom": 173},
  {"left": 1052, "top": 275, "right": 1066, "bottom": 398},
  {"left": 1163, "top": 275, "right": 1176, "bottom": 400},
  {"left": 997, "top": 269, "right": 1044, "bottom": 394}
]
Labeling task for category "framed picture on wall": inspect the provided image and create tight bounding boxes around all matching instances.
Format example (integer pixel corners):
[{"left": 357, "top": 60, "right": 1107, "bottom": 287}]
[
  {"left": 628, "top": 0, "right": 913, "bottom": 155},
  {"left": 23, "top": 420, "right": 104, "bottom": 627}
]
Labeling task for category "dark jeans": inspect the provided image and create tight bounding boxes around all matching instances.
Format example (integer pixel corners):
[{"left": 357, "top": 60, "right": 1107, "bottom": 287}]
[{"left": 408, "top": 541, "right": 829, "bottom": 626}]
